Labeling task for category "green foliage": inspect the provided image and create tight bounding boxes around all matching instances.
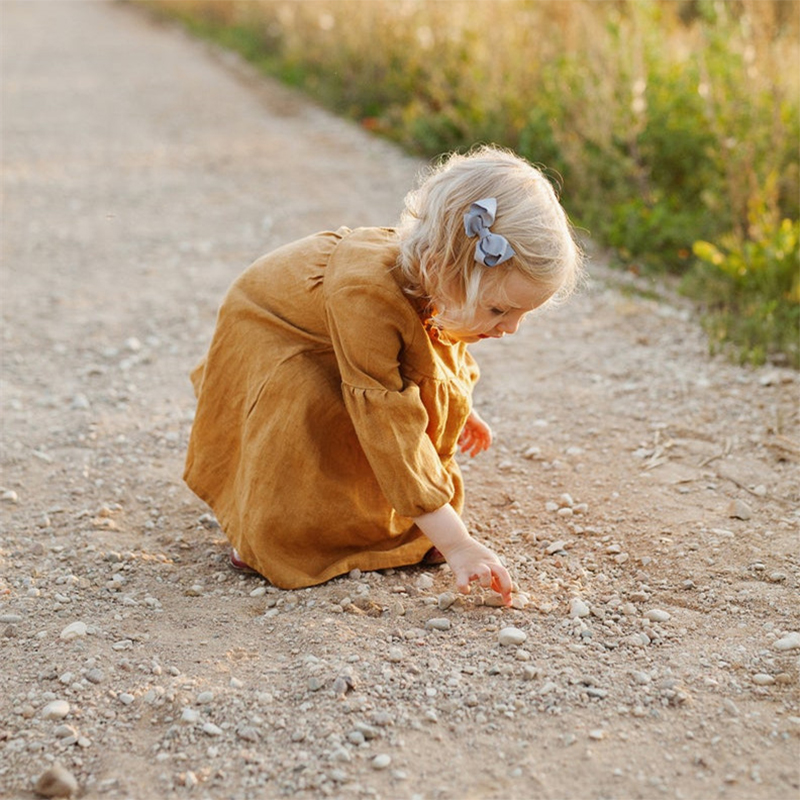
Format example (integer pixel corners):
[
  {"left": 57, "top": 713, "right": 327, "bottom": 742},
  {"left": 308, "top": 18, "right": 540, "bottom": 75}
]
[
  {"left": 685, "top": 217, "right": 800, "bottom": 367},
  {"left": 139, "top": 0, "right": 800, "bottom": 366}
]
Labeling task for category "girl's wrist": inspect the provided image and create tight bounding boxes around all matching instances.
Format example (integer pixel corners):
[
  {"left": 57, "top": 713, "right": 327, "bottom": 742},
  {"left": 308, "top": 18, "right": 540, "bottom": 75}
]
[{"left": 411, "top": 504, "right": 473, "bottom": 557}]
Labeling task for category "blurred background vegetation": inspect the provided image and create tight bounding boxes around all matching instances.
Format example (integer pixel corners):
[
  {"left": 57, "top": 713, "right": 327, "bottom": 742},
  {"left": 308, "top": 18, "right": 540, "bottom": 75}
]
[{"left": 139, "top": 0, "right": 799, "bottom": 367}]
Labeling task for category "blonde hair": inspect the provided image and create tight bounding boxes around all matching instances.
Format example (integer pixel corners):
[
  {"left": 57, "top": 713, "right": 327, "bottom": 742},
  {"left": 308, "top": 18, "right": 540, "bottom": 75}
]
[{"left": 397, "top": 145, "right": 583, "bottom": 329}]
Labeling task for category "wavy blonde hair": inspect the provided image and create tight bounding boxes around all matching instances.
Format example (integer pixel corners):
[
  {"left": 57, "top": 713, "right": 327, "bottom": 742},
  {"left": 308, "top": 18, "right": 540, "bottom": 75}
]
[{"left": 397, "top": 145, "right": 583, "bottom": 329}]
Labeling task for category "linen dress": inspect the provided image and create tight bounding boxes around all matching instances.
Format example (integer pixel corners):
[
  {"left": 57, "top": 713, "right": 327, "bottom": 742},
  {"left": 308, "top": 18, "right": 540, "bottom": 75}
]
[{"left": 184, "top": 226, "right": 479, "bottom": 589}]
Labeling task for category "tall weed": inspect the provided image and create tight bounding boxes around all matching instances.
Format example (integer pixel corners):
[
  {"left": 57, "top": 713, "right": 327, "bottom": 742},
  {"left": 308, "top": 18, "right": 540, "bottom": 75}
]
[{"left": 141, "top": 0, "right": 800, "bottom": 365}]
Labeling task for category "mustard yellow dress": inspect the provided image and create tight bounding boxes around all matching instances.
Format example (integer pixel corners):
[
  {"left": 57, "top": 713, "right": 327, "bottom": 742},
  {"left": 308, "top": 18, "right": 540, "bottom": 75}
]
[{"left": 184, "top": 227, "right": 479, "bottom": 589}]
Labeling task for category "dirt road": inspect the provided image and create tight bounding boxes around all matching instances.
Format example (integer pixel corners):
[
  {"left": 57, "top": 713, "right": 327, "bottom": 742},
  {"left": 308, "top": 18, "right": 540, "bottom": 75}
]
[{"left": 1, "top": 2, "right": 798, "bottom": 799}]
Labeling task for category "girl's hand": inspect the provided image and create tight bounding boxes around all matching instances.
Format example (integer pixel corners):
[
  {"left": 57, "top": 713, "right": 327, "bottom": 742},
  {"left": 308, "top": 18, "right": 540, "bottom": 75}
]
[
  {"left": 444, "top": 538, "right": 513, "bottom": 606},
  {"left": 458, "top": 409, "right": 492, "bottom": 457},
  {"left": 412, "top": 504, "right": 512, "bottom": 607}
]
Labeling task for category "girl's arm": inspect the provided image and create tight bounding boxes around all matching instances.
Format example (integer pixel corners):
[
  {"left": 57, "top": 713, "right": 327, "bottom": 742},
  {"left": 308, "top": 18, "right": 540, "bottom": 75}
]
[{"left": 412, "top": 504, "right": 512, "bottom": 605}]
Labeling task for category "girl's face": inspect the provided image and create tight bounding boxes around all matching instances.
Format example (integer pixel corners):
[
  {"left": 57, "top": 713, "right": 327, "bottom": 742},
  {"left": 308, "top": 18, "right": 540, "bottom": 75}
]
[{"left": 442, "top": 270, "right": 555, "bottom": 344}]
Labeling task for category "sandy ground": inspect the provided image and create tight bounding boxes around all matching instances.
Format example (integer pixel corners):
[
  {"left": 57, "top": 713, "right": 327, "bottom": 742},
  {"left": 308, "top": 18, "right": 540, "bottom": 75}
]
[{"left": 1, "top": 3, "right": 799, "bottom": 799}]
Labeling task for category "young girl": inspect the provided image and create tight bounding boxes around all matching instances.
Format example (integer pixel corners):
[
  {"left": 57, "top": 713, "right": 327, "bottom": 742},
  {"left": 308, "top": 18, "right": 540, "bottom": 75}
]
[{"left": 184, "top": 145, "right": 582, "bottom": 605}]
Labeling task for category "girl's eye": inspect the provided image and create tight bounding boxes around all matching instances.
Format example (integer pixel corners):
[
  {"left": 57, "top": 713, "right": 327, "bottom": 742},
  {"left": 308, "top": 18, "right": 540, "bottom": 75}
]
[{"left": 490, "top": 307, "right": 505, "bottom": 315}]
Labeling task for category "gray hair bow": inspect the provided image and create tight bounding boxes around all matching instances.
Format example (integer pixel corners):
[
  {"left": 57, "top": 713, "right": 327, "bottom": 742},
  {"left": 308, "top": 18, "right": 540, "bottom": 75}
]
[{"left": 463, "top": 197, "right": 515, "bottom": 267}]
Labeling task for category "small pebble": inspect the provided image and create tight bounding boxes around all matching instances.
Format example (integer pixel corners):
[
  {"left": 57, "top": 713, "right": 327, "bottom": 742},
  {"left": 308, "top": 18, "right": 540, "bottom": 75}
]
[
  {"left": 196, "top": 691, "right": 214, "bottom": 704},
  {"left": 546, "top": 540, "right": 567, "bottom": 555},
  {"left": 416, "top": 574, "right": 434, "bottom": 590},
  {"left": 425, "top": 618, "right": 451, "bottom": 631},
  {"left": 59, "top": 622, "right": 87, "bottom": 641},
  {"left": 386, "top": 646, "right": 404, "bottom": 663},
  {"left": 437, "top": 592, "right": 456, "bottom": 610},
  {"left": 371, "top": 754, "right": 392, "bottom": 770},
  {"left": 773, "top": 632, "right": 800, "bottom": 652},
  {"left": 498, "top": 627, "right": 527, "bottom": 646},
  {"left": 510, "top": 592, "right": 529, "bottom": 610},
  {"left": 118, "top": 693, "right": 135, "bottom": 705},
  {"left": 483, "top": 593, "right": 507, "bottom": 607},
  {"left": 84, "top": 668, "right": 104, "bottom": 684},
  {"left": 569, "top": 598, "right": 590, "bottom": 618},
  {"left": 70, "top": 394, "right": 90, "bottom": 410},
  {"left": 181, "top": 708, "right": 199, "bottom": 724},
  {"left": 34, "top": 763, "right": 78, "bottom": 798},
  {"left": 752, "top": 674, "right": 775, "bottom": 686},
  {"left": 348, "top": 730, "right": 366, "bottom": 745},
  {"left": 727, "top": 499, "right": 752, "bottom": 520},
  {"left": 202, "top": 722, "right": 223, "bottom": 736},
  {"left": 645, "top": 609, "right": 671, "bottom": 623},
  {"left": 236, "top": 725, "right": 260, "bottom": 742},
  {"left": 41, "top": 700, "right": 70, "bottom": 720}
]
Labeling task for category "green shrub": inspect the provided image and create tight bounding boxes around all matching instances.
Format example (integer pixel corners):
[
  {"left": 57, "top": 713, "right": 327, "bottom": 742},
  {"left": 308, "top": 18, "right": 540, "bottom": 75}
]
[
  {"left": 686, "top": 217, "right": 800, "bottom": 367},
  {"left": 139, "top": 0, "right": 800, "bottom": 365}
]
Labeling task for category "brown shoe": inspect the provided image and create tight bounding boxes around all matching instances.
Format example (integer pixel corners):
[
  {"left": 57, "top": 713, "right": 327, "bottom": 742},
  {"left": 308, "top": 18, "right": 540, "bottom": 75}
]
[{"left": 422, "top": 547, "right": 446, "bottom": 565}]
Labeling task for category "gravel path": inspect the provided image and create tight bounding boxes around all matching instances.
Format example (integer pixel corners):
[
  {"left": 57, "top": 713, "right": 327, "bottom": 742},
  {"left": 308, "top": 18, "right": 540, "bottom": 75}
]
[{"left": 2, "top": 2, "right": 799, "bottom": 799}]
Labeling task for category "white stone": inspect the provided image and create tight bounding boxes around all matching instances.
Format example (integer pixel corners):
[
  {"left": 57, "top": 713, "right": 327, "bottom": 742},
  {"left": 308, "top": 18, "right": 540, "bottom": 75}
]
[
  {"left": 202, "top": 722, "right": 223, "bottom": 736},
  {"left": 42, "top": 700, "right": 70, "bottom": 720},
  {"left": 773, "top": 632, "right": 800, "bottom": 651},
  {"left": 386, "top": 646, "right": 404, "bottom": 663},
  {"left": 372, "top": 754, "right": 392, "bottom": 770},
  {"left": 416, "top": 574, "right": 434, "bottom": 590},
  {"left": 569, "top": 598, "right": 590, "bottom": 618},
  {"left": 498, "top": 627, "right": 527, "bottom": 646},
  {"left": 510, "top": 592, "right": 530, "bottom": 610},
  {"left": 59, "top": 621, "right": 87, "bottom": 640},
  {"left": 727, "top": 499, "right": 752, "bottom": 520},
  {"left": 645, "top": 609, "right": 671, "bottom": 623}
]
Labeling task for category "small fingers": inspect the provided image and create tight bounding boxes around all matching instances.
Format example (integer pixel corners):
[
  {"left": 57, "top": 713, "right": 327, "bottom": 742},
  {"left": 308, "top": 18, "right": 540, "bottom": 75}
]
[
  {"left": 476, "top": 566, "right": 493, "bottom": 590},
  {"left": 490, "top": 566, "right": 513, "bottom": 606}
]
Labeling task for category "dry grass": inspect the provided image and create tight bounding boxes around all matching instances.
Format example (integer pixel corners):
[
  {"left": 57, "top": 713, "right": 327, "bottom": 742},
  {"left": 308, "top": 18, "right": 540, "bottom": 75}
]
[{"left": 142, "top": 0, "right": 800, "bottom": 364}]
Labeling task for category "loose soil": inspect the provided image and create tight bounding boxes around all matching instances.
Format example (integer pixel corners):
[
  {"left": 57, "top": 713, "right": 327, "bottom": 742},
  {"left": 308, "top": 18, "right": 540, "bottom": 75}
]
[{"left": 1, "top": 3, "right": 798, "bottom": 799}]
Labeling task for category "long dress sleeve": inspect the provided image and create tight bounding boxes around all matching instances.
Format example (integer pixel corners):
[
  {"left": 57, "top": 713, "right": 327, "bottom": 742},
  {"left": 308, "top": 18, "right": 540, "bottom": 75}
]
[{"left": 325, "top": 281, "right": 460, "bottom": 517}]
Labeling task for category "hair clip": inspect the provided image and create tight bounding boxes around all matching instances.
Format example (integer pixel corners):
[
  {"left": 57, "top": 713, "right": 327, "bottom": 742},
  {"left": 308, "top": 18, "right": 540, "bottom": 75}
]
[{"left": 463, "top": 197, "right": 515, "bottom": 267}]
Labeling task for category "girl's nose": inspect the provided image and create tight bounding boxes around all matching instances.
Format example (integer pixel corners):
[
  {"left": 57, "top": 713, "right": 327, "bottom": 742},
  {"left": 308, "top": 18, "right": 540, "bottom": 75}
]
[{"left": 498, "top": 315, "right": 522, "bottom": 335}]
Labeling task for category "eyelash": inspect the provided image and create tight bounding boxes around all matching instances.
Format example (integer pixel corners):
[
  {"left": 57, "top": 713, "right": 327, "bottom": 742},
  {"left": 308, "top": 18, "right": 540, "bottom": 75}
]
[{"left": 490, "top": 307, "right": 505, "bottom": 315}]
